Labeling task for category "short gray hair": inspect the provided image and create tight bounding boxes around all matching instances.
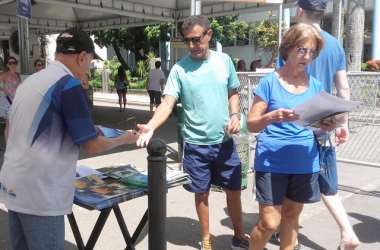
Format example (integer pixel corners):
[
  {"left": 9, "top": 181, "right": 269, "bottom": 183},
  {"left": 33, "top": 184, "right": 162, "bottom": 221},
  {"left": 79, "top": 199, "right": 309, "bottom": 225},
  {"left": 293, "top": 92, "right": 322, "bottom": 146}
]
[{"left": 181, "top": 15, "right": 211, "bottom": 33}]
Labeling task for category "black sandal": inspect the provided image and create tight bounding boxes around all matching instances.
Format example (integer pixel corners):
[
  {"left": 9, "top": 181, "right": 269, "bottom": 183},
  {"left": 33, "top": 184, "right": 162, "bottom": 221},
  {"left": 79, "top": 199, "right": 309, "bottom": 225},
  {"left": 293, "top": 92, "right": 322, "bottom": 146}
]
[{"left": 270, "top": 232, "right": 301, "bottom": 250}]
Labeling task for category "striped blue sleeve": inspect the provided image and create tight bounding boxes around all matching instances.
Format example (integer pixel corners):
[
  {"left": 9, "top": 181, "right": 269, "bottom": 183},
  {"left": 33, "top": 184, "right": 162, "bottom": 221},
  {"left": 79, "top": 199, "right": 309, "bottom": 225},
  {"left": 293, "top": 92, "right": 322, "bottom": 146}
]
[{"left": 61, "top": 78, "right": 97, "bottom": 145}]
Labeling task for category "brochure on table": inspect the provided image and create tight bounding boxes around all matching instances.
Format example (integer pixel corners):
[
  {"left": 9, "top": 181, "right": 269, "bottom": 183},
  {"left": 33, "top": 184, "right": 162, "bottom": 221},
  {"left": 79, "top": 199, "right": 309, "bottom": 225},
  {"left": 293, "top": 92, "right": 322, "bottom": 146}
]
[
  {"left": 96, "top": 126, "right": 125, "bottom": 138},
  {"left": 290, "top": 91, "right": 361, "bottom": 130},
  {"left": 74, "top": 174, "right": 144, "bottom": 210},
  {"left": 119, "top": 169, "right": 190, "bottom": 189},
  {"left": 76, "top": 165, "right": 107, "bottom": 179},
  {"left": 96, "top": 163, "right": 144, "bottom": 179},
  {"left": 74, "top": 164, "right": 191, "bottom": 209}
]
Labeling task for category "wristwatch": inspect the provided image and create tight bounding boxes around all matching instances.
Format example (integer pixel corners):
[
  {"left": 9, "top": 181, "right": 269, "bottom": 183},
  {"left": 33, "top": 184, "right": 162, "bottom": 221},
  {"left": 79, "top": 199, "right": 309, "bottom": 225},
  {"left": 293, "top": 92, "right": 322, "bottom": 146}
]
[{"left": 230, "top": 113, "right": 241, "bottom": 120}]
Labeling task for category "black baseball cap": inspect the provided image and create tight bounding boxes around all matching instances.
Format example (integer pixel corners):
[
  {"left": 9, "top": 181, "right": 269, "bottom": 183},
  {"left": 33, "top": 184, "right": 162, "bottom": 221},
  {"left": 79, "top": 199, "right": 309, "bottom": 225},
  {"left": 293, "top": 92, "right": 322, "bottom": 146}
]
[
  {"left": 56, "top": 28, "right": 103, "bottom": 61},
  {"left": 294, "top": 0, "right": 328, "bottom": 12}
]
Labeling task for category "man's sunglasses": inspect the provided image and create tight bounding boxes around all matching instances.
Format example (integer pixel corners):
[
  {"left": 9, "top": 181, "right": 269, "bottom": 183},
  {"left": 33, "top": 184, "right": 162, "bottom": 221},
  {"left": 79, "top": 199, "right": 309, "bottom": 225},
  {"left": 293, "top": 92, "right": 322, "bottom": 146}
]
[
  {"left": 297, "top": 47, "right": 318, "bottom": 59},
  {"left": 182, "top": 30, "right": 209, "bottom": 45},
  {"left": 113, "top": 117, "right": 137, "bottom": 135},
  {"left": 7, "top": 61, "right": 18, "bottom": 65}
]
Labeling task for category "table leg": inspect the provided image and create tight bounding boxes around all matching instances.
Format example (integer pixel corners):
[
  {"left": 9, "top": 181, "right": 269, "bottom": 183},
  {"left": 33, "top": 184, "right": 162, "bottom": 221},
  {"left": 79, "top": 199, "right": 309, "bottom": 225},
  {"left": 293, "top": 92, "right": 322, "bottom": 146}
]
[
  {"left": 67, "top": 213, "right": 85, "bottom": 250},
  {"left": 85, "top": 207, "right": 112, "bottom": 250},
  {"left": 131, "top": 209, "right": 148, "bottom": 244},
  {"left": 113, "top": 205, "right": 136, "bottom": 250}
]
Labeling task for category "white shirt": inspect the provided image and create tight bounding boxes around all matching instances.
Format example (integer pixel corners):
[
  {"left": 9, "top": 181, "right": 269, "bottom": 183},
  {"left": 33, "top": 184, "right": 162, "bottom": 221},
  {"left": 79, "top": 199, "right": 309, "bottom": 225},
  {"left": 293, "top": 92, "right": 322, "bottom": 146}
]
[
  {"left": 148, "top": 68, "right": 165, "bottom": 91},
  {"left": 0, "top": 61, "right": 97, "bottom": 216}
]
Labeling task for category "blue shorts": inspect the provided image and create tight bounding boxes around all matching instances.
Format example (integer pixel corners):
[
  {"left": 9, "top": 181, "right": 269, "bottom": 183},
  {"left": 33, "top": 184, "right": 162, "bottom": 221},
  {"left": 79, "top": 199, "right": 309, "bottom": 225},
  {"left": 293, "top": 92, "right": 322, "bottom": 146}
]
[
  {"left": 182, "top": 139, "right": 242, "bottom": 193},
  {"left": 255, "top": 171, "right": 320, "bottom": 205}
]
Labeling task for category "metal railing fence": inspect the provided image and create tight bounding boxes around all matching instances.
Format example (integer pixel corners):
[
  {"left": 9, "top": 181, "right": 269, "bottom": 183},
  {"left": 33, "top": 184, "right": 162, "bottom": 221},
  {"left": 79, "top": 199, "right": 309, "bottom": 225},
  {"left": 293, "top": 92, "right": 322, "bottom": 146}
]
[{"left": 237, "top": 71, "right": 380, "bottom": 167}]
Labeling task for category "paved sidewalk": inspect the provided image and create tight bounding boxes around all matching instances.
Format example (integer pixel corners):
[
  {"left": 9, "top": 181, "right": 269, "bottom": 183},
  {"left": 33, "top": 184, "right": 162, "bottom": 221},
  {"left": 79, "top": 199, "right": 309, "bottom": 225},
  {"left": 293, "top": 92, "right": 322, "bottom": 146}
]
[
  {"left": 94, "top": 91, "right": 151, "bottom": 106},
  {"left": 0, "top": 100, "right": 379, "bottom": 250}
]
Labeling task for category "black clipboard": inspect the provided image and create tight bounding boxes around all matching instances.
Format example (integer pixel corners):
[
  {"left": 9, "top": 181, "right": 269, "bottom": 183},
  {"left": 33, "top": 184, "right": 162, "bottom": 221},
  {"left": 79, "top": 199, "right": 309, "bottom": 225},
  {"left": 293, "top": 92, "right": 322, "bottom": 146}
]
[{"left": 308, "top": 111, "right": 350, "bottom": 128}]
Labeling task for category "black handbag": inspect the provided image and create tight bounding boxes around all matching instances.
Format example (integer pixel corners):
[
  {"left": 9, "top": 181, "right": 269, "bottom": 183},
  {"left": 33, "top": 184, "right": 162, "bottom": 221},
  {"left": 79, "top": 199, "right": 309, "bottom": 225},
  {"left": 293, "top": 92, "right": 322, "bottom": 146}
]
[{"left": 317, "top": 135, "right": 338, "bottom": 196}]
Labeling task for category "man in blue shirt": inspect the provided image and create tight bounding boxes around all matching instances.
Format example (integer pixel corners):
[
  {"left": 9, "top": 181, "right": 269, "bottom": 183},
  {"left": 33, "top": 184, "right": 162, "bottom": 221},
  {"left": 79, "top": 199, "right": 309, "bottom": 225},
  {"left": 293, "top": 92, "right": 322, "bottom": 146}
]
[{"left": 276, "top": 1, "right": 359, "bottom": 249}]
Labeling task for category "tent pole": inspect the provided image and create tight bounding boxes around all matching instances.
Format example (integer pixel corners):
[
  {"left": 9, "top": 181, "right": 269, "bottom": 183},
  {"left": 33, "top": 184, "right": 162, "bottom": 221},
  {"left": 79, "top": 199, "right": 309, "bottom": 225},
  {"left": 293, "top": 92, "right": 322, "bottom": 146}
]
[{"left": 278, "top": 4, "right": 283, "bottom": 48}]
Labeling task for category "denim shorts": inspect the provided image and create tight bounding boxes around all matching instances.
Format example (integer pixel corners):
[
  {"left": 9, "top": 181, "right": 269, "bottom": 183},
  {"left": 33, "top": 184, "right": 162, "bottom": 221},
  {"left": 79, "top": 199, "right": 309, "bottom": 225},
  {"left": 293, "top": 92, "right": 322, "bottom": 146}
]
[
  {"left": 8, "top": 210, "right": 65, "bottom": 250},
  {"left": 182, "top": 138, "right": 242, "bottom": 193},
  {"left": 116, "top": 88, "right": 127, "bottom": 94},
  {"left": 255, "top": 171, "right": 320, "bottom": 205}
]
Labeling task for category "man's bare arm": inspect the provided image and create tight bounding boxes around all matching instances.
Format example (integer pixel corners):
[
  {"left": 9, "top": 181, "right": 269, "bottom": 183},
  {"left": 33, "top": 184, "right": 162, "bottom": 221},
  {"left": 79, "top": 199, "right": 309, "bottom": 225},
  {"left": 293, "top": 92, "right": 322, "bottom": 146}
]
[{"left": 334, "top": 70, "right": 350, "bottom": 124}]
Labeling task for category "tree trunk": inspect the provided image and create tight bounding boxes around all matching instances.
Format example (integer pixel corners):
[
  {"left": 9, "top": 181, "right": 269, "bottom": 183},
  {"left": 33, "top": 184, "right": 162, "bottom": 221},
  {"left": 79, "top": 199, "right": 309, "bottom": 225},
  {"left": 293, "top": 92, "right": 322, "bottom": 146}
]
[
  {"left": 39, "top": 35, "right": 49, "bottom": 59},
  {"left": 332, "top": 1, "right": 343, "bottom": 43},
  {"left": 111, "top": 41, "right": 130, "bottom": 71},
  {"left": 132, "top": 49, "right": 145, "bottom": 63},
  {"left": 345, "top": 0, "right": 365, "bottom": 72}
]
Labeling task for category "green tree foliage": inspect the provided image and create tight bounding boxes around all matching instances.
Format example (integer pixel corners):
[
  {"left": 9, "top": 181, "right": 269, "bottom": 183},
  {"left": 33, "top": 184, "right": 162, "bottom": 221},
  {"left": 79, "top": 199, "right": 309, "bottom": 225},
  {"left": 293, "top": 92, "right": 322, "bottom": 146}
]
[
  {"left": 91, "top": 27, "right": 150, "bottom": 69},
  {"left": 248, "top": 11, "right": 286, "bottom": 67},
  {"left": 91, "top": 23, "right": 172, "bottom": 70},
  {"left": 145, "top": 22, "right": 172, "bottom": 44},
  {"left": 135, "top": 51, "right": 157, "bottom": 78},
  {"left": 136, "top": 60, "right": 146, "bottom": 78},
  {"left": 208, "top": 15, "right": 243, "bottom": 44},
  {"left": 91, "top": 16, "right": 243, "bottom": 68},
  {"left": 91, "top": 14, "right": 283, "bottom": 69},
  {"left": 89, "top": 56, "right": 147, "bottom": 90}
]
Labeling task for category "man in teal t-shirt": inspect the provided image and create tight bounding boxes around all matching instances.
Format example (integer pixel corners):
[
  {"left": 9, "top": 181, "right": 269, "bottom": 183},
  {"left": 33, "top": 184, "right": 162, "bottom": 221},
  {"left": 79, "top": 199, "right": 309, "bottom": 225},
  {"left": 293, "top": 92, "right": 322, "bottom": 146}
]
[{"left": 137, "top": 15, "right": 250, "bottom": 250}]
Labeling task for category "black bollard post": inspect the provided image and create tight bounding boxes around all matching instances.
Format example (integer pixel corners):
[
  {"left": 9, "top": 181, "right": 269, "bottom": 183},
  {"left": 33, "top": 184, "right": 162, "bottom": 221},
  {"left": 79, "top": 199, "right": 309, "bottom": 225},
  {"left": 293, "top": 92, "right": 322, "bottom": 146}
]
[{"left": 147, "top": 138, "right": 167, "bottom": 250}]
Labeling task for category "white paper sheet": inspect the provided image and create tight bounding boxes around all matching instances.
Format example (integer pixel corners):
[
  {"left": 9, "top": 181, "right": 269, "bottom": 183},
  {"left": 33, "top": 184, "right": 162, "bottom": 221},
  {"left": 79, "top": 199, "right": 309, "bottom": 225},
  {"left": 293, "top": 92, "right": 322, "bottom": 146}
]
[
  {"left": 291, "top": 91, "right": 361, "bottom": 130},
  {"left": 76, "top": 165, "right": 107, "bottom": 179}
]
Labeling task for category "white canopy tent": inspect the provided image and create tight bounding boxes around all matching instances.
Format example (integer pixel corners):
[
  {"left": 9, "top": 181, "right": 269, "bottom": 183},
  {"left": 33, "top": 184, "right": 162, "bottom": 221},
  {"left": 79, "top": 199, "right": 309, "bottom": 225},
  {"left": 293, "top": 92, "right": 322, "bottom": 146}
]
[
  {"left": 0, "top": 0, "right": 299, "bottom": 38},
  {"left": 0, "top": 0, "right": 311, "bottom": 72}
]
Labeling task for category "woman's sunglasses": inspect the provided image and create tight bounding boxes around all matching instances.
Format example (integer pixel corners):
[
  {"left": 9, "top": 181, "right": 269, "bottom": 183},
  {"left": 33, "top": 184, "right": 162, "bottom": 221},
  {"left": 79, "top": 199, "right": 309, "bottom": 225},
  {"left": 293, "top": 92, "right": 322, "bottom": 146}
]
[
  {"left": 7, "top": 61, "right": 18, "bottom": 66},
  {"left": 297, "top": 47, "right": 318, "bottom": 59},
  {"left": 36, "top": 64, "right": 44, "bottom": 67},
  {"left": 182, "top": 30, "right": 209, "bottom": 45}
]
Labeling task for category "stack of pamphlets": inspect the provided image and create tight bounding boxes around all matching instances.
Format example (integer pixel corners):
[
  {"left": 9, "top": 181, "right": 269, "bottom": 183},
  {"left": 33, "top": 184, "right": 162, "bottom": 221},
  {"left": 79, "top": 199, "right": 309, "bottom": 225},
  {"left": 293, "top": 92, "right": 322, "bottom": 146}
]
[
  {"left": 118, "top": 169, "right": 190, "bottom": 189},
  {"left": 76, "top": 165, "right": 108, "bottom": 179},
  {"left": 96, "top": 163, "right": 144, "bottom": 179},
  {"left": 74, "top": 174, "right": 145, "bottom": 210}
]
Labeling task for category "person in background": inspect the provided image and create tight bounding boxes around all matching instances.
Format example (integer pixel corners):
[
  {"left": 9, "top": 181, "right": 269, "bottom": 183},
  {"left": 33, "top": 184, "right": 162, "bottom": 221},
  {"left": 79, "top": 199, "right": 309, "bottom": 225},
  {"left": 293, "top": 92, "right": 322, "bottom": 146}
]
[
  {"left": 114, "top": 65, "right": 130, "bottom": 112},
  {"left": 147, "top": 60, "right": 165, "bottom": 118},
  {"left": 0, "top": 57, "right": 22, "bottom": 141},
  {"left": 0, "top": 28, "right": 139, "bottom": 250},
  {"left": 237, "top": 59, "right": 247, "bottom": 72},
  {"left": 82, "top": 72, "right": 90, "bottom": 91},
  {"left": 136, "top": 15, "right": 250, "bottom": 250},
  {"left": 82, "top": 72, "right": 93, "bottom": 107},
  {"left": 276, "top": 1, "right": 359, "bottom": 249},
  {"left": 247, "top": 23, "right": 336, "bottom": 250},
  {"left": 34, "top": 59, "right": 45, "bottom": 72},
  {"left": 249, "top": 60, "right": 262, "bottom": 72}
]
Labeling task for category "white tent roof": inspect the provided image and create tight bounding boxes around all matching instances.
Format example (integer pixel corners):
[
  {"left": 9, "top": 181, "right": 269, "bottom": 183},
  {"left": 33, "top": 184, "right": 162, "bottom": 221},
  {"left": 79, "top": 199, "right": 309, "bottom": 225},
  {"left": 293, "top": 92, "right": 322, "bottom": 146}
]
[{"left": 0, "top": 0, "right": 298, "bottom": 38}]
